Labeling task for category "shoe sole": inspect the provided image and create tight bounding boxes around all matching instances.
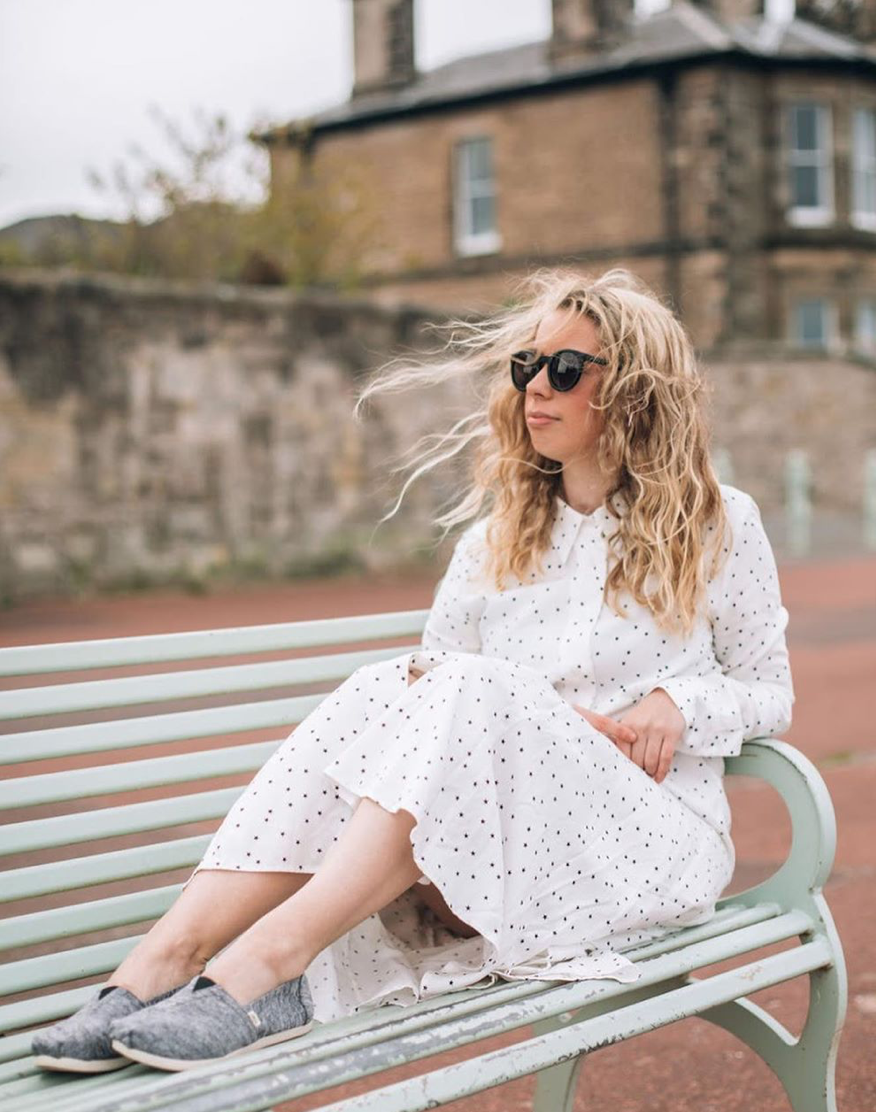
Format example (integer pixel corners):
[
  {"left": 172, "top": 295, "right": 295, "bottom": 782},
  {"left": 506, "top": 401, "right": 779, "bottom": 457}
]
[
  {"left": 111, "top": 1021, "right": 314, "bottom": 1072},
  {"left": 33, "top": 1053, "right": 131, "bottom": 1073}
]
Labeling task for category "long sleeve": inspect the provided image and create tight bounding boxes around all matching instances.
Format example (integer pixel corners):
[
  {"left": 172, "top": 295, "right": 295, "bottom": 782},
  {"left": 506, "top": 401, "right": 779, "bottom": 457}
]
[
  {"left": 420, "top": 520, "right": 489, "bottom": 655},
  {"left": 656, "top": 492, "right": 795, "bottom": 758}
]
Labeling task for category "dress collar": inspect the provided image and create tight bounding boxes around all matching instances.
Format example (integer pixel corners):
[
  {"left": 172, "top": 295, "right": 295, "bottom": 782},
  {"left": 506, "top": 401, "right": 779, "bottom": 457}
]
[{"left": 551, "top": 494, "right": 614, "bottom": 565}]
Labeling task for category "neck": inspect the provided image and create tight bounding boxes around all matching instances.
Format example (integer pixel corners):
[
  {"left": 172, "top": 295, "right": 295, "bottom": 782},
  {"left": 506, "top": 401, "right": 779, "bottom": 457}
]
[{"left": 558, "top": 462, "right": 614, "bottom": 516}]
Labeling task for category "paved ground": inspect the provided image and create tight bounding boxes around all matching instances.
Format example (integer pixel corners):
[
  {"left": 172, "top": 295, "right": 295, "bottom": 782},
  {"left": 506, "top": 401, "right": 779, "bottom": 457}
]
[{"left": 1, "top": 553, "right": 873, "bottom": 1111}]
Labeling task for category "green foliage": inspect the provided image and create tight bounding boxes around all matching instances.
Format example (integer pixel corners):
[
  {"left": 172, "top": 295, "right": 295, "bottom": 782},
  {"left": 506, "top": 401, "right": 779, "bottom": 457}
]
[
  {"left": 0, "top": 239, "right": 27, "bottom": 268},
  {"left": 13, "top": 105, "right": 379, "bottom": 289}
]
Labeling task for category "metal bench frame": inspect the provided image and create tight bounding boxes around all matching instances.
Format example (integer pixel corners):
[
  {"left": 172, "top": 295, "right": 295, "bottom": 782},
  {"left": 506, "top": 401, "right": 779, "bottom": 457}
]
[{"left": 0, "top": 609, "right": 847, "bottom": 1112}]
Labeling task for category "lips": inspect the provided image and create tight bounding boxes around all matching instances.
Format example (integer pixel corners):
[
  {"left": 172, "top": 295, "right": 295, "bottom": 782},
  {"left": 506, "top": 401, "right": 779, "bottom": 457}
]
[{"left": 526, "top": 412, "right": 559, "bottom": 420}]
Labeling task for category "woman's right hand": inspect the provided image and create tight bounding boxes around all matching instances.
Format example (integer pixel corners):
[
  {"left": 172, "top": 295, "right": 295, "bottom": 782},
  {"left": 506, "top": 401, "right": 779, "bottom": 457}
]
[{"left": 571, "top": 704, "right": 638, "bottom": 758}]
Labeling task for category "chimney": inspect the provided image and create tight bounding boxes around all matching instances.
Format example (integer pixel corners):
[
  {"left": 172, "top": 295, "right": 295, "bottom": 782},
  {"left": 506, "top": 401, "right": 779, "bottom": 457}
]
[
  {"left": 795, "top": 0, "right": 861, "bottom": 36},
  {"left": 549, "top": 0, "right": 635, "bottom": 61},
  {"left": 695, "top": 0, "right": 876, "bottom": 38},
  {"left": 859, "top": 0, "right": 876, "bottom": 42},
  {"left": 350, "top": 0, "right": 416, "bottom": 98}
]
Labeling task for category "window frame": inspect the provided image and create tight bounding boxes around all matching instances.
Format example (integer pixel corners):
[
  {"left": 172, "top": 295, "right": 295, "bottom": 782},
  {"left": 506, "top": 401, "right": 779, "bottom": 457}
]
[
  {"left": 788, "top": 296, "right": 838, "bottom": 352},
  {"left": 854, "top": 297, "right": 876, "bottom": 357},
  {"left": 452, "top": 136, "right": 501, "bottom": 257},
  {"left": 784, "top": 101, "right": 834, "bottom": 227},
  {"left": 851, "top": 105, "right": 876, "bottom": 232}
]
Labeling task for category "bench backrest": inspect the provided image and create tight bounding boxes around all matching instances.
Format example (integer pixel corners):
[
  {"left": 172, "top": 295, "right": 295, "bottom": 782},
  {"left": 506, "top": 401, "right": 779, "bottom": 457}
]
[{"left": 0, "top": 608, "right": 430, "bottom": 1064}]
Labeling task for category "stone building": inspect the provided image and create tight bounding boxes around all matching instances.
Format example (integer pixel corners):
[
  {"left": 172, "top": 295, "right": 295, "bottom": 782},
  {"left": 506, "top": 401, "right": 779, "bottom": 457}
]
[
  {"left": 2, "top": 1, "right": 876, "bottom": 601},
  {"left": 256, "top": 0, "right": 876, "bottom": 360}
]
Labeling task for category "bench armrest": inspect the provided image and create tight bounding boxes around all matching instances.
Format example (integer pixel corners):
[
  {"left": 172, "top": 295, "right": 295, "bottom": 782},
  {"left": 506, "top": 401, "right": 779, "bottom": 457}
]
[{"left": 721, "top": 738, "right": 837, "bottom": 913}]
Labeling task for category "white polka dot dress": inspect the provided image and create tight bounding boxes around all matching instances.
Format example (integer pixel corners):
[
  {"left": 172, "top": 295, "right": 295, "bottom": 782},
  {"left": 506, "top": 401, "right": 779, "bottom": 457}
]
[{"left": 184, "top": 483, "right": 794, "bottom": 1025}]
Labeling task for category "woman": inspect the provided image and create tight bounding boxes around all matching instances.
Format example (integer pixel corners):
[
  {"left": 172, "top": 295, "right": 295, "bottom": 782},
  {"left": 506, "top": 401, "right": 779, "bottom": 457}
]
[{"left": 32, "top": 267, "right": 794, "bottom": 1073}]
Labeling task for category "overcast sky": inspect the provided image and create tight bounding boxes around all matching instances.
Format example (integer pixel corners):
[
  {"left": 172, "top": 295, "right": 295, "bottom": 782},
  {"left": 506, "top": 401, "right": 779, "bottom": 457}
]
[{"left": 0, "top": 0, "right": 553, "bottom": 229}]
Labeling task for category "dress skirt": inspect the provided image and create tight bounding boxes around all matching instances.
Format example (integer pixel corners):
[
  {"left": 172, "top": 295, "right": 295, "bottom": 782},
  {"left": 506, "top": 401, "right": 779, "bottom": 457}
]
[{"left": 182, "top": 649, "right": 734, "bottom": 1026}]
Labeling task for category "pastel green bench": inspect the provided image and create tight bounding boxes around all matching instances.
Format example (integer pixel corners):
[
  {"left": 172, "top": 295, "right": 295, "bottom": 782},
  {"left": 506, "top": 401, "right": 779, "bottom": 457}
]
[{"left": 0, "top": 608, "right": 847, "bottom": 1112}]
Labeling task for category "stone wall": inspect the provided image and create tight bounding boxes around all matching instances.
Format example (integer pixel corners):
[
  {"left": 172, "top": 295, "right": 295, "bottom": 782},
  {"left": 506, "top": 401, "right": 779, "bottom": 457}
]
[
  {"left": 705, "top": 346, "right": 876, "bottom": 516},
  {"left": 0, "top": 270, "right": 478, "bottom": 600},
  {"left": 0, "top": 270, "right": 873, "bottom": 600}
]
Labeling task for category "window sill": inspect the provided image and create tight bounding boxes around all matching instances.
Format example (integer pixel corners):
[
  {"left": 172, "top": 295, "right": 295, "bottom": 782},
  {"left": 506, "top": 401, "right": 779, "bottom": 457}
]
[
  {"left": 851, "top": 213, "right": 876, "bottom": 232},
  {"left": 785, "top": 207, "right": 835, "bottom": 228},
  {"left": 454, "top": 233, "right": 502, "bottom": 258}
]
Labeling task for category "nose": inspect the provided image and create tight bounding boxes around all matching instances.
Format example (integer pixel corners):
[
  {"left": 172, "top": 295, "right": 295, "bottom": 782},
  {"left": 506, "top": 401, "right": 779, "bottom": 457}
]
[{"left": 526, "top": 363, "right": 553, "bottom": 397}]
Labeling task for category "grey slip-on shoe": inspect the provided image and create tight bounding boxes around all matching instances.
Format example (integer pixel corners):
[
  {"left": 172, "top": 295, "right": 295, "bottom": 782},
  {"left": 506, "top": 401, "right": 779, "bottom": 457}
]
[
  {"left": 32, "top": 979, "right": 190, "bottom": 1073},
  {"left": 110, "top": 972, "right": 315, "bottom": 1071}
]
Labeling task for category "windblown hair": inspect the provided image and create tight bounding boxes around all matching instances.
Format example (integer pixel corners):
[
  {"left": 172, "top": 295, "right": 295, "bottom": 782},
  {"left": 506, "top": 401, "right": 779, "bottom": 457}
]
[{"left": 353, "top": 267, "right": 729, "bottom": 637}]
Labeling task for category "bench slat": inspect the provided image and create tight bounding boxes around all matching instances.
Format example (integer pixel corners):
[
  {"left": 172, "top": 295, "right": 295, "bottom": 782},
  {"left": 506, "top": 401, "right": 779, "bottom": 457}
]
[
  {"left": 0, "top": 694, "right": 324, "bottom": 765},
  {"left": 11, "top": 916, "right": 827, "bottom": 1112},
  {"left": 0, "top": 612, "right": 429, "bottom": 676},
  {"left": 2, "top": 907, "right": 815, "bottom": 1061},
  {"left": 0, "top": 741, "right": 279, "bottom": 808},
  {"left": 0, "top": 646, "right": 410, "bottom": 721},
  {"left": 0, "top": 937, "right": 139, "bottom": 996},
  {"left": 194, "top": 940, "right": 835, "bottom": 1112},
  {"left": 0, "top": 900, "right": 808, "bottom": 1003},
  {"left": 1, "top": 835, "right": 210, "bottom": 902},
  {"left": 0, "top": 885, "right": 778, "bottom": 970},
  {"left": 0, "top": 885, "right": 179, "bottom": 952},
  {"left": 0, "top": 788, "right": 239, "bottom": 857}
]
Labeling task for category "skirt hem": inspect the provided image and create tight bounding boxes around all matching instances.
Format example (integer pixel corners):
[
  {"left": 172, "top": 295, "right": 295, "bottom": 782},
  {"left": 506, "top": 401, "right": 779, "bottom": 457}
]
[{"left": 321, "top": 765, "right": 644, "bottom": 997}]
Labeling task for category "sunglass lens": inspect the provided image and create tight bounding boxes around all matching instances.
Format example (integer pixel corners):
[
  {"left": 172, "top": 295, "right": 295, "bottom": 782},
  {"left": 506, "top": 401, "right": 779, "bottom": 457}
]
[
  {"left": 510, "top": 350, "right": 537, "bottom": 391},
  {"left": 551, "top": 351, "right": 583, "bottom": 390}
]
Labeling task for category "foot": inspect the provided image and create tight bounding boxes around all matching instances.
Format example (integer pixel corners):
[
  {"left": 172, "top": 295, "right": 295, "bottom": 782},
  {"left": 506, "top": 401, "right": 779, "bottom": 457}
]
[
  {"left": 205, "top": 946, "right": 308, "bottom": 1007},
  {"left": 110, "top": 971, "right": 315, "bottom": 1072},
  {"left": 31, "top": 979, "right": 190, "bottom": 1073}
]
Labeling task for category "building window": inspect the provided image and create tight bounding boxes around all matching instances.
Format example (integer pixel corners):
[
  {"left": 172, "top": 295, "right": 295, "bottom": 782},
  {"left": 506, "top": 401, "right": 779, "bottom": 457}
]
[
  {"left": 453, "top": 137, "right": 500, "bottom": 256},
  {"left": 785, "top": 102, "right": 834, "bottom": 225},
  {"left": 855, "top": 299, "right": 876, "bottom": 356},
  {"left": 852, "top": 107, "right": 876, "bottom": 230},
  {"left": 790, "top": 298, "right": 835, "bottom": 350}
]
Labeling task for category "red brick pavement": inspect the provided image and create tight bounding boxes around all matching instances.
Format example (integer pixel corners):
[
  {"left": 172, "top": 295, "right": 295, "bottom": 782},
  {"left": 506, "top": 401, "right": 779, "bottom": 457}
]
[{"left": 1, "top": 555, "right": 874, "bottom": 1111}]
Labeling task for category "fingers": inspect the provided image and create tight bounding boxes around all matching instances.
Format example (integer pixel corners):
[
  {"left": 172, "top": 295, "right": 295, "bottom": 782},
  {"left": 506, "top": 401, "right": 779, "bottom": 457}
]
[
  {"left": 627, "top": 734, "right": 675, "bottom": 781},
  {"left": 654, "top": 739, "right": 674, "bottom": 783},
  {"left": 570, "top": 705, "right": 680, "bottom": 776},
  {"left": 573, "top": 706, "right": 637, "bottom": 745},
  {"left": 643, "top": 735, "right": 663, "bottom": 778},
  {"left": 598, "top": 723, "right": 675, "bottom": 781}
]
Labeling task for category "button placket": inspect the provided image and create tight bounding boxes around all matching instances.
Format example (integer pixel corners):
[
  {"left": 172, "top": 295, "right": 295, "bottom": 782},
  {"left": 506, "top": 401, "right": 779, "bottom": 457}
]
[{"left": 555, "top": 517, "right": 608, "bottom": 706}]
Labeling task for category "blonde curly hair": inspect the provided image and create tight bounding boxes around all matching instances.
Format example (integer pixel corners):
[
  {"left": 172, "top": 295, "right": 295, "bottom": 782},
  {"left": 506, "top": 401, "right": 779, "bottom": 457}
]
[{"left": 354, "top": 266, "right": 729, "bottom": 637}]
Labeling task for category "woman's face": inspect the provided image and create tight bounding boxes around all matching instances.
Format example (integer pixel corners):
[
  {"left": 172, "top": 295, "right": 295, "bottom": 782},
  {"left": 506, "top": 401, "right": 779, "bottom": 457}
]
[{"left": 522, "top": 309, "right": 606, "bottom": 463}]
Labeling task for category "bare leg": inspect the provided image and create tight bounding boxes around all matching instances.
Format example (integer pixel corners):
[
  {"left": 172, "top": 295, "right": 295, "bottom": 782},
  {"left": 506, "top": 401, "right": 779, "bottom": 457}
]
[
  {"left": 106, "top": 870, "right": 313, "bottom": 1001},
  {"left": 205, "top": 796, "right": 425, "bottom": 1004}
]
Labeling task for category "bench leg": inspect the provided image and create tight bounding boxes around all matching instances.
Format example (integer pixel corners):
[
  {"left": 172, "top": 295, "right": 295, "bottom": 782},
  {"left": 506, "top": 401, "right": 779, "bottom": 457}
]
[
  {"left": 698, "top": 906, "right": 845, "bottom": 1112},
  {"left": 529, "top": 1016, "right": 587, "bottom": 1112}
]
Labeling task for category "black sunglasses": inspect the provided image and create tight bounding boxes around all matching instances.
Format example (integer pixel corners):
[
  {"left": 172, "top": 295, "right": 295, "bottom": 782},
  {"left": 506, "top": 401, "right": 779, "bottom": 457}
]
[{"left": 510, "top": 348, "right": 608, "bottom": 392}]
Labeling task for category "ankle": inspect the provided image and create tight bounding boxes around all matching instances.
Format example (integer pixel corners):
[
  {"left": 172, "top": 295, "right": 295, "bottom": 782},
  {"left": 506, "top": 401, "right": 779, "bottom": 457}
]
[
  {"left": 207, "top": 939, "right": 309, "bottom": 1006},
  {"left": 109, "top": 937, "right": 207, "bottom": 1001}
]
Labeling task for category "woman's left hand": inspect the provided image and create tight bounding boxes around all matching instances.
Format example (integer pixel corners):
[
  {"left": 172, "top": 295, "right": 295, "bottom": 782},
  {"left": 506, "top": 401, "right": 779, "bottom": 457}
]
[{"left": 614, "top": 688, "right": 685, "bottom": 784}]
